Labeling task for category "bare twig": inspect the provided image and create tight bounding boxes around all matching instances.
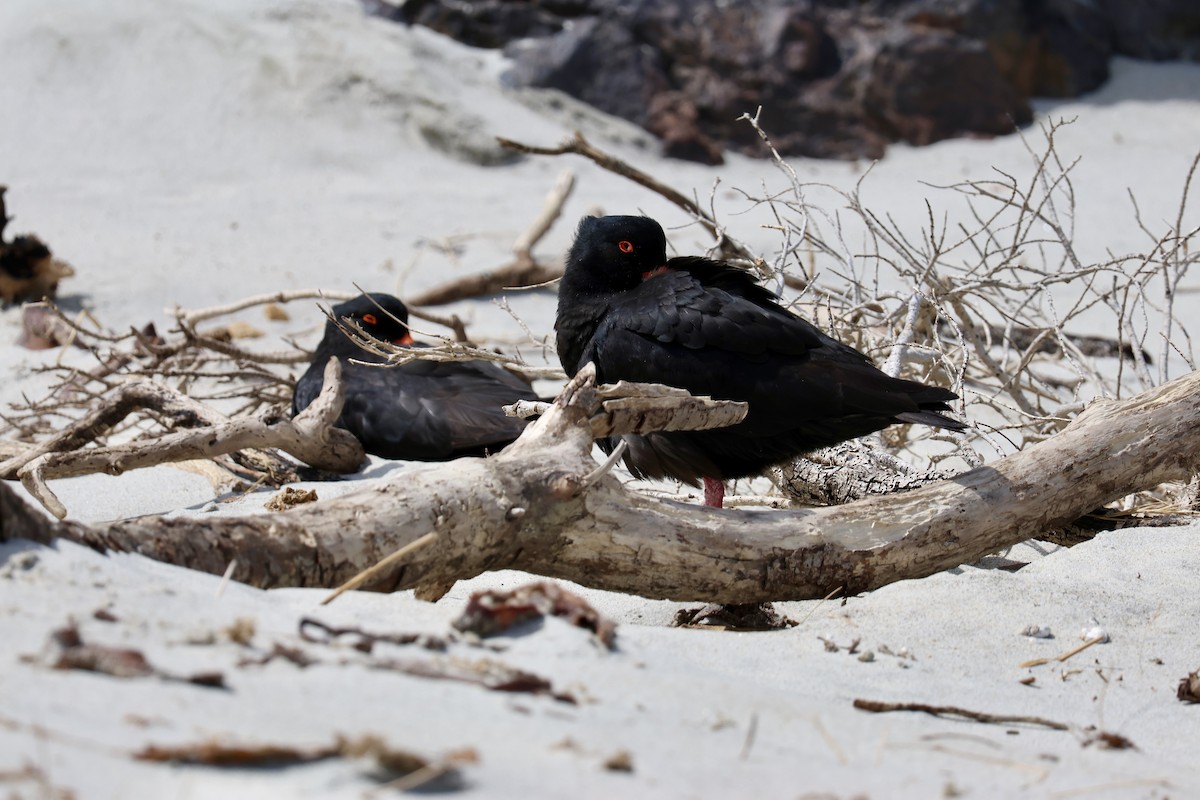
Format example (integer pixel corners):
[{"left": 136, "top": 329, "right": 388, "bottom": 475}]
[
  {"left": 1018, "top": 635, "right": 1107, "bottom": 669},
  {"left": 406, "top": 260, "right": 563, "bottom": 308},
  {"left": 322, "top": 532, "right": 440, "bottom": 606},
  {"left": 853, "top": 698, "right": 1070, "bottom": 730},
  {"left": 498, "top": 131, "right": 758, "bottom": 263},
  {"left": 513, "top": 169, "right": 575, "bottom": 263},
  {"left": 881, "top": 292, "right": 926, "bottom": 379},
  {"left": 852, "top": 698, "right": 1136, "bottom": 749},
  {"left": 407, "top": 170, "right": 577, "bottom": 307},
  {"left": 176, "top": 290, "right": 356, "bottom": 327}
]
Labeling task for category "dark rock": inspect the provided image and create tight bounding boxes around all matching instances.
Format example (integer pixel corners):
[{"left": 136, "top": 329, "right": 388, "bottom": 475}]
[
  {"left": 645, "top": 91, "right": 725, "bottom": 165},
  {"left": 870, "top": 0, "right": 1111, "bottom": 97},
  {"left": 502, "top": 16, "right": 670, "bottom": 129},
  {"left": 374, "top": 0, "right": 1200, "bottom": 162},
  {"left": 864, "top": 26, "right": 1032, "bottom": 146},
  {"left": 628, "top": 2, "right": 858, "bottom": 158},
  {"left": 1098, "top": 0, "right": 1200, "bottom": 60},
  {"left": 1022, "top": 0, "right": 1112, "bottom": 96},
  {"left": 370, "top": 0, "right": 577, "bottom": 48}
]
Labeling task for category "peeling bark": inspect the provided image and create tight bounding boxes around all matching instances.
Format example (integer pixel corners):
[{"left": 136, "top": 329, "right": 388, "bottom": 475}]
[{"left": 775, "top": 442, "right": 950, "bottom": 506}]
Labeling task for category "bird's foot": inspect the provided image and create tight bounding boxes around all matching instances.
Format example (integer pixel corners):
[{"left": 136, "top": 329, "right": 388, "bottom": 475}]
[{"left": 702, "top": 477, "right": 725, "bottom": 508}]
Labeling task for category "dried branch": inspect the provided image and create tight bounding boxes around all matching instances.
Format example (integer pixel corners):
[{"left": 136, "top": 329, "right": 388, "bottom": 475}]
[
  {"left": 177, "top": 290, "right": 355, "bottom": 327},
  {"left": 407, "top": 170, "right": 576, "bottom": 307},
  {"left": 722, "top": 114, "right": 1198, "bottom": 480},
  {"left": 851, "top": 698, "right": 1135, "bottom": 749},
  {"left": 14, "top": 359, "right": 363, "bottom": 519},
  {"left": 406, "top": 259, "right": 563, "bottom": 308},
  {"left": 0, "top": 379, "right": 232, "bottom": 479},
  {"left": 336, "top": 318, "right": 564, "bottom": 381},
  {"left": 513, "top": 169, "right": 575, "bottom": 263},
  {"left": 498, "top": 131, "right": 759, "bottom": 264}
]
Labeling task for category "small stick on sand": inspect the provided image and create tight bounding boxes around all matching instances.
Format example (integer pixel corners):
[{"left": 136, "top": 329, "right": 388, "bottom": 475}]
[
  {"left": 1018, "top": 635, "right": 1107, "bottom": 669},
  {"left": 852, "top": 698, "right": 1136, "bottom": 749},
  {"left": 321, "top": 532, "right": 441, "bottom": 606}
]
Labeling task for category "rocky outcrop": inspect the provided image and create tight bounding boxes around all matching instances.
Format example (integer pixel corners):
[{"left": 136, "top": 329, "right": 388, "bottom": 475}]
[{"left": 371, "top": 0, "right": 1200, "bottom": 163}]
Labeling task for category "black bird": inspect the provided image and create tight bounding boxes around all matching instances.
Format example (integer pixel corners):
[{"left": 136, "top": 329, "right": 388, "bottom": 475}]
[
  {"left": 556, "top": 215, "right": 966, "bottom": 507},
  {"left": 293, "top": 293, "right": 537, "bottom": 461}
]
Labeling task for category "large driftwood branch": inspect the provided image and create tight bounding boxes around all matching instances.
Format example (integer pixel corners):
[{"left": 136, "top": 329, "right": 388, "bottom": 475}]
[
  {"left": 3, "top": 367, "right": 1199, "bottom": 604},
  {"left": 7, "top": 359, "right": 364, "bottom": 519}
]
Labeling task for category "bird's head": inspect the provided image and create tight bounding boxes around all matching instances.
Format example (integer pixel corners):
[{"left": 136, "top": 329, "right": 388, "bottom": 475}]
[
  {"left": 329, "top": 293, "right": 413, "bottom": 345},
  {"left": 564, "top": 215, "right": 668, "bottom": 293}
]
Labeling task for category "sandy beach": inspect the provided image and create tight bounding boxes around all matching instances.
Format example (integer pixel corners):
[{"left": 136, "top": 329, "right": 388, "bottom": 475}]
[{"left": 1, "top": 0, "right": 1198, "bottom": 796}]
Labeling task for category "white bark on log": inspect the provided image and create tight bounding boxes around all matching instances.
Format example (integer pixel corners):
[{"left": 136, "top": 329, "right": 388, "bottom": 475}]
[{"left": 3, "top": 367, "right": 1199, "bottom": 604}]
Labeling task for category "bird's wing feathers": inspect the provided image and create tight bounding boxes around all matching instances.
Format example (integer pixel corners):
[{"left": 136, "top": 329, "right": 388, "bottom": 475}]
[
  {"left": 333, "top": 363, "right": 452, "bottom": 459},
  {"left": 413, "top": 362, "right": 535, "bottom": 450},
  {"left": 610, "top": 267, "right": 851, "bottom": 359},
  {"left": 588, "top": 267, "right": 942, "bottom": 428},
  {"left": 309, "top": 357, "right": 534, "bottom": 459}
]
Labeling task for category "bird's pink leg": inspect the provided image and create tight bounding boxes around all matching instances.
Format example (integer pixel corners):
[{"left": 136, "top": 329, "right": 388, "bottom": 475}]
[{"left": 703, "top": 477, "right": 725, "bottom": 508}]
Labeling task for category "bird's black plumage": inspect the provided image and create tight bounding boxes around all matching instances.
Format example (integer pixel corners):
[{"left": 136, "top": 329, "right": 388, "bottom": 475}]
[
  {"left": 293, "top": 293, "right": 537, "bottom": 461},
  {"left": 555, "top": 215, "right": 966, "bottom": 489}
]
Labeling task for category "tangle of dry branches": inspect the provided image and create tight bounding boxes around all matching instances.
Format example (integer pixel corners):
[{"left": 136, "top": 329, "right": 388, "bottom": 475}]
[{"left": 2, "top": 117, "right": 1197, "bottom": 532}]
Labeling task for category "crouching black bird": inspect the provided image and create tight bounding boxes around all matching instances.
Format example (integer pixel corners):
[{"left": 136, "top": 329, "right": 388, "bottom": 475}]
[
  {"left": 555, "top": 215, "right": 966, "bottom": 507},
  {"left": 293, "top": 293, "right": 537, "bottom": 461}
]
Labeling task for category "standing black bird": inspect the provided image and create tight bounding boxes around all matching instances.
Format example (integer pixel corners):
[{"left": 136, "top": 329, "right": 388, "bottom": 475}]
[
  {"left": 556, "top": 215, "right": 966, "bottom": 507},
  {"left": 293, "top": 293, "right": 537, "bottom": 461}
]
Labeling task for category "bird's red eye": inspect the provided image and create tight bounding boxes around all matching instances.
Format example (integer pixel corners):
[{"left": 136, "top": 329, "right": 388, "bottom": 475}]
[
  {"left": 618, "top": 240, "right": 635, "bottom": 253},
  {"left": 362, "top": 313, "right": 378, "bottom": 326}
]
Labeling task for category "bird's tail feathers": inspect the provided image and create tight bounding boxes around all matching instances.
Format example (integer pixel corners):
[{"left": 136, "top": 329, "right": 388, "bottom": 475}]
[{"left": 895, "top": 409, "right": 967, "bottom": 431}]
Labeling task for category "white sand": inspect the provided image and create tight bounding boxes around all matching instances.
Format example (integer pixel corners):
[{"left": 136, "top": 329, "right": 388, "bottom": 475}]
[{"left": 2, "top": 0, "right": 1198, "bottom": 796}]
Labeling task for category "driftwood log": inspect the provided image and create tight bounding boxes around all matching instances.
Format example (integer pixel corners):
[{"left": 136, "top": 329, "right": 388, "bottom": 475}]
[{"left": 2, "top": 366, "right": 1199, "bottom": 604}]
